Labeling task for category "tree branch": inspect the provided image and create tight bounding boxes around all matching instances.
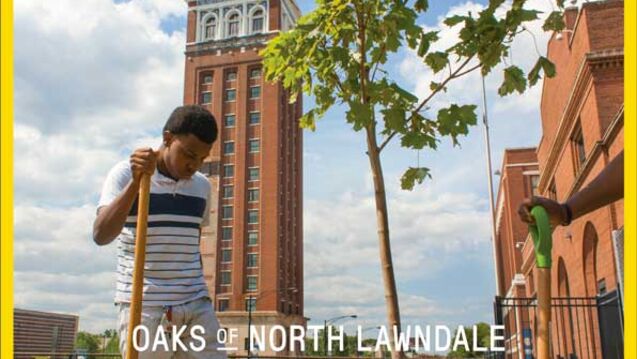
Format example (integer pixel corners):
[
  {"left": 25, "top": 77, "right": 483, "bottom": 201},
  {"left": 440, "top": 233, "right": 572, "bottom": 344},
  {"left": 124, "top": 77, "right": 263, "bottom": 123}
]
[{"left": 379, "top": 131, "right": 397, "bottom": 152}]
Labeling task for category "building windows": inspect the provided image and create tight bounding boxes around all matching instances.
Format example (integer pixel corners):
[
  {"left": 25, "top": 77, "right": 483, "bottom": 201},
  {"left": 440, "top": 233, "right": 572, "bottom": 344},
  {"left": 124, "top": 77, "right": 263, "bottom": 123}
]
[
  {"left": 248, "top": 210, "right": 259, "bottom": 224},
  {"left": 248, "top": 139, "right": 260, "bottom": 153},
  {"left": 223, "top": 185, "right": 234, "bottom": 199},
  {"left": 226, "top": 71, "right": 237, "bottom": 81},
  {"left": 245, "top": 297, "right": 257, "bottom": 311},
  {"left": 530, "top": 175, "right": 540, "bottom": 196},
  {"left": 250, "top": 68, "right": 262, "bottom": 79},
  {"left": 224, "top": 114, "right": 236, "bottom": 127},
  {"left": 218, "top": 299, "right": 229, "bottom": 312},
  {"left": 249, "top": 86, "right": 261, "bottom": 99},
  {"left": 222, "top": 205, "right": 233, "bottom": 220},
  {"left": 223, "top": 164, "right": 234, "bottom": 178},
  {"left": 200, "top": 91, "right": 212, "bottom": 104},
  {"left": 202, "top": 73, "right": 213, "bottom": 84},
  {"left": 571, "top": 124, "right": 586, "bottom": 172},
  {"left": 249, "top": 112, "right": 261, "bottom": 125},
  {"left": 227, "top": 12, "right": 240, "bottom": 37},
  {"left": 199, "top": 161, "right": 218, "bottom": 176},
  {"left": 247, "top": 253, "right": 258, "bottom": 268},
  {"left": 247, "top": 276, "right": 258, "bottom": 291},
  {"left": 251, "top": 9, "right": 264, "bottom": 34},
  {"left": 220, "top": 271, "right": 231, "bottom": 285},
  {"left": 221, "top": 249, "right": 232, "bottom": 263},
  {"left": 248, "top": 188, "right": 259, "bottom": 202},
  {"left": 247, "top": 231, "right": 258, "bottom": 246},
  {"left": 224, "top": 141, "right": 235, "bottom": 155},
  {"left": 222, "top": 227, "right": 233, "bottom": 241},
  {"left": 248, "top": 167, "right": 259, "bottom": 181},
  {"left": 225, "top": 89, "right": 237, "bottom": 102},
  {"left": 204, "top": 16, "right": 217, "bottom": 40}
]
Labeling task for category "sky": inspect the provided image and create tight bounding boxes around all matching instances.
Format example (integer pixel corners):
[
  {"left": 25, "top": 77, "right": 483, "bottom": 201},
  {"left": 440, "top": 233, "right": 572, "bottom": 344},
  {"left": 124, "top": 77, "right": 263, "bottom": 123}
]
[{"left": 12, "top": 0, "right": 569, "bottom": 339}]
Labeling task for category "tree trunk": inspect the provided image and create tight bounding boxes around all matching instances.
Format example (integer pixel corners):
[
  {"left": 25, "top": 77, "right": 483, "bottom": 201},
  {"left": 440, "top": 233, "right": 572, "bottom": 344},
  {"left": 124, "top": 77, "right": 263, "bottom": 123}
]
[{"left": 365, "top": 128, "right": 403, "bottom": 359}]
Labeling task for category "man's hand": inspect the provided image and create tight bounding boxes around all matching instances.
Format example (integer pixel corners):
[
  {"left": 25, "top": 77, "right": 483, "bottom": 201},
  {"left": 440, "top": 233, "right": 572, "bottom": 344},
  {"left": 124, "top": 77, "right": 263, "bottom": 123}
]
[
  {"left": 518, "top": 196, "right": 568, "bottom": 228},
  {"left": 130, "top": 148, "right": 158, "bottom": 182}
]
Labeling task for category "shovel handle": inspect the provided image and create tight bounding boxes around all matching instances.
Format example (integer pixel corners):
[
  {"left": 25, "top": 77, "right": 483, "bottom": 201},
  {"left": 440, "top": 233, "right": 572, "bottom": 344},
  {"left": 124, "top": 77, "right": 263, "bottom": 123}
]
[
  {"left": 126, "top": 174, "right": 151, "bottom": 359},
  {"left": 529, "top": 205, "right": 552, "bottom": 359}
]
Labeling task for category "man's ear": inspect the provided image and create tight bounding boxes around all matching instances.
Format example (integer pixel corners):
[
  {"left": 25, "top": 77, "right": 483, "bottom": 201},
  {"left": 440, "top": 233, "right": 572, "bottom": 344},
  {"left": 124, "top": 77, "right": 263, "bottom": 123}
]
[{"left": 162, "top": 131, "right": 174, "bottom": 146}]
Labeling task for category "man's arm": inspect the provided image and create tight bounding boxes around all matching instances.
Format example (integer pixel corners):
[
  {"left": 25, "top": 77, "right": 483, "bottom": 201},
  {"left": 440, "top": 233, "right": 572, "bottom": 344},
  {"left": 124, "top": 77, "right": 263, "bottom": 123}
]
[{"left": 518, "top": 150, "right": 624, "bottom": 227}]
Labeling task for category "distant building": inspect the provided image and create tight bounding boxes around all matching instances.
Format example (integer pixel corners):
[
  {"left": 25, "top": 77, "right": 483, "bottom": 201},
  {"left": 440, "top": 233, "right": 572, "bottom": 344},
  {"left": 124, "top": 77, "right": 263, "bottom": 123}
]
[
  {"left": 14, "top": 308, "right": 79, "bottom": 358},
  {"left": 183, "top": 0, "right": 305, "bottom": 356},
  {"left": 494, "top": 1, "right": 624, "bottom": 358}
]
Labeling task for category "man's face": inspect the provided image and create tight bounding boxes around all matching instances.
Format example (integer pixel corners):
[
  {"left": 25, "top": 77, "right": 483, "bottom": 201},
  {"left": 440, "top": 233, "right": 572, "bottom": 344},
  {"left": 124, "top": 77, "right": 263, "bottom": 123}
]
[{"left": 163, "top": 132, "right": 212, "bottom": 180}]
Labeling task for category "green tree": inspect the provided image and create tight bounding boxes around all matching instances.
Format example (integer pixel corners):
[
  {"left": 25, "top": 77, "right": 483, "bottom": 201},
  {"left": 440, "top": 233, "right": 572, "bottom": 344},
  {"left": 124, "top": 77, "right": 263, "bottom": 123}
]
[
  {"left": 75, "top": 331, "right": 100, "bottom": 354},
  {"left": 448, "top": 322, "right": 492, "bottom": 358},
  {"left": 262, "top": 0, "right": 563, "bottom": 358}
]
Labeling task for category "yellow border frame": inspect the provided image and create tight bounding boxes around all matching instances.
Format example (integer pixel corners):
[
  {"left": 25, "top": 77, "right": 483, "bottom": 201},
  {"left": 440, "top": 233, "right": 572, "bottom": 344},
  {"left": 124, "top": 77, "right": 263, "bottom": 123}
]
[
  {"left": 0, "top": 1, "right": 633, "bottom": 358},
  {"left": 1, "top": 0, "right": 14, "bottom": 357},
  {"left": 625, "top": 0, "right": 636, "bottom": 355}
]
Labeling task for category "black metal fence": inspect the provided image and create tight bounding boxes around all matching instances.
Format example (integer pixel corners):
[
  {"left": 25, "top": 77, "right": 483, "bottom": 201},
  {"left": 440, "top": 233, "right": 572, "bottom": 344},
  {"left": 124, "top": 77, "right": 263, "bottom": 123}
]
[{"left": 493, "top": 290, "right": 623, "bottom": 359}]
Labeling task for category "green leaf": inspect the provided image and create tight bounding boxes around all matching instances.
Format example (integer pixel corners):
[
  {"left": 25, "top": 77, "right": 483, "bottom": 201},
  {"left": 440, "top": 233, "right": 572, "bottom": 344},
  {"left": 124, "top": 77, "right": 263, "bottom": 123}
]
[
  {"left": 527, "top": 56, "right": 556, "bottom": 86},
  {"left": 414, "top": 0, "right": 429, "bottom": 12},
  {"left": 498, "top": 65, "right": 527, "bottom": 96},
  {"left": 400, "top": 167, "right": 431, "bottom": 190},
  {"left": 444, "top": 15, "right": 466, "bottom": 27},
  {"left": 299, "top": 109, "right": 317, "bottom": 131},
  {"left": 518, "top": 9, "right": 541, "bottom": 22},
  {"left": 430, "top": 81, "right": 446, "bottom": 92},
  {"left": 436, "top": 104, "right": 477, "bottom": 144},
  {"left": 543, "top": 11, "right": 565, "bottom": 32},
  {"left": 417, "top": 31, "right": 439, "bottom": 57},
  {"left": 424, "top": 51, "right": 448, "bottom": 73},
  {"left": 382, "top": 107, "right": 407, "bottom": 132}
]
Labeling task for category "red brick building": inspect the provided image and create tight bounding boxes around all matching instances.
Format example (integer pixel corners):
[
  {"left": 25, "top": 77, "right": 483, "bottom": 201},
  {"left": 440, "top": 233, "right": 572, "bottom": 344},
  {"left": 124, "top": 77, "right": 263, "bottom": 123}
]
[
  {"left": 183, "top": 0, "right": 305, "bottom": 356},
  {"left": 13, "top": 308, "right": 79, "bottom": 358},
  {"left": 494, "top": 1, "right": 624, "bottom": 358}
]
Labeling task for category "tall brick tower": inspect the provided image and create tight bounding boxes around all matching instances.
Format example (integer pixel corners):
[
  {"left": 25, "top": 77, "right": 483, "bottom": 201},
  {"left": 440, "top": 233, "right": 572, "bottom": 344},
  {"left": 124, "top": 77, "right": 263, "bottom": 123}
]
[{"left": 182, "top": 0, "right": 304, "bottom": 356}]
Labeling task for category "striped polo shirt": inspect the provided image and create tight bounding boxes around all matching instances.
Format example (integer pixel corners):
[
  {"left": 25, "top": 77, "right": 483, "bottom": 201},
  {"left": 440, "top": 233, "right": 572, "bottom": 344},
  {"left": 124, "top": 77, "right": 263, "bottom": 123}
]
[{"left": 98, "top": 160, "right": 211, "bottom": 306}]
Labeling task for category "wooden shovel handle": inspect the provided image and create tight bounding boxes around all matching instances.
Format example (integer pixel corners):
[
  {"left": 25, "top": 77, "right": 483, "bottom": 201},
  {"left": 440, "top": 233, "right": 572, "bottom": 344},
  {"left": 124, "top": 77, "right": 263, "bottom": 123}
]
[{"left": 126, "top": 174, "right": 151, "bottom": 359}]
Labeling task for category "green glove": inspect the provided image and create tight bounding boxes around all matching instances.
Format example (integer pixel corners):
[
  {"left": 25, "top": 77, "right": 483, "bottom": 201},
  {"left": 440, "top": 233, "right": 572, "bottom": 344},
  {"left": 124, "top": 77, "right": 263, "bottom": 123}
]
[{"left": 529, "top": 206, "right": 553, "bottom": 268}]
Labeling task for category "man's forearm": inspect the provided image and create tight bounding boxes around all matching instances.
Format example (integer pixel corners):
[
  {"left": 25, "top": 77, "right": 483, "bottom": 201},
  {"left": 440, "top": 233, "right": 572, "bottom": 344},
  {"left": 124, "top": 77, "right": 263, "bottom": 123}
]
[
  {"left": 93, "top": 179, "right": 141, "bottom": 245},
  {"left": 566, "top": 151, "right": 624, "bottom": 221}
]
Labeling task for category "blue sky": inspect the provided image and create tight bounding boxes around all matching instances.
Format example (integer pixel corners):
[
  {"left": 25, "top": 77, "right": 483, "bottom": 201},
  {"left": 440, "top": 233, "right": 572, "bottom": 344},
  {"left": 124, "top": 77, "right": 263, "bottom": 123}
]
[{"left": 12, "top": 0, "right": 557, "bottom": 341}]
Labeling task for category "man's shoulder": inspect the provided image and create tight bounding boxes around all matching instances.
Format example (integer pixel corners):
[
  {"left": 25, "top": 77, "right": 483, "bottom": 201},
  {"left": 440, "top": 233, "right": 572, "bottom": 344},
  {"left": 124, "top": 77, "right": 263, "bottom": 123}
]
[
  {"left": 106, "top": 160, "right": 132, "bottom": 180},
  {"left": 190, "top": 172, "right": 211, "bottom": 193}
]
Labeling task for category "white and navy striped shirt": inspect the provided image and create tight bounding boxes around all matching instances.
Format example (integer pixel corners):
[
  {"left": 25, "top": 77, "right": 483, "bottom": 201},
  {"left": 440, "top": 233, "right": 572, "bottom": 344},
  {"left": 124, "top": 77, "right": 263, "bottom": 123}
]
[{"left": 98, "top": 160, "right": 211, "bottom": 306}]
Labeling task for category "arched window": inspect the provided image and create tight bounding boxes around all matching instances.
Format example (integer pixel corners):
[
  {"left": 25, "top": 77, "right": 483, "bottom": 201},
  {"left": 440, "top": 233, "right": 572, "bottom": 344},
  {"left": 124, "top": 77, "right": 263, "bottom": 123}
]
[
  {"left": 204, "top": 15, "right": 217, "bottom": 40},
  {"left": 251, "top": 9, "right": 264, "bottom": 34},
  {"left": 227, "top": 12, "right": 240, "bottom": 37}
]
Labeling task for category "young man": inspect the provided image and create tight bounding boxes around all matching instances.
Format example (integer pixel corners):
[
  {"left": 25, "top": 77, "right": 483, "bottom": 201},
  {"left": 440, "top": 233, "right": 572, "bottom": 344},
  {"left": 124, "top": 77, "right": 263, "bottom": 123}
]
[{"left": 94, "top": 105, "right": 226, "bottom": 358}]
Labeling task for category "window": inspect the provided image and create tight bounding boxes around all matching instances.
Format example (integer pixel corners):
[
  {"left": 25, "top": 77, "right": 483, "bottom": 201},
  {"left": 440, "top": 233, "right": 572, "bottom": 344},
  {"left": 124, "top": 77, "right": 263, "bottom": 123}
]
[
  {"left": 248, "top": 188, "right": 259, "bottom": 202},
  {"left": 218, "top": 299, "right": 229, "bottom": 312},
  {"left": 204, "top": 16, "right": 217, "bottom": 39},
  {"left": 531, "top": 175, "right": 540, "bottom": 196},
  {"left": 571, "top": 125, "right": 586, "bottom": 171},
  {"left": 221, "top": 249, "right": 232, "bottom": 263},
  {"left": 245, "top": 297, "right": 257, "bottom": 311},
  {"left": 247, "top": 253, "right": 258, "bottom": 267},
  {"left": 226, "top": 71, "right": 237, "bottom": 81},
  {"left": 224, "top": 114, "right": 236, "bottom": 127},
  {"left": 199, "top": 161, "right": 218, "bottom": 176},
  {"left": 220, "top": 271, "right": 231, "bottom": 285},
  {"left": 249, "top": 86, "right": 261, "bottom": 99},
  {"left": 222, "top": 205, "right": 233, "bottom": 220},
  {"left": 223, "top": 164, "right": 234, "bottom": 178},
  {"left": 248, "top": 231, "right": 258, "bottom": 246},
  {"left": 247, "top": 276, "right": 258, "bottom": 291},
  {"left": 224, "top": 141, "right": 235, "bottom": 155},
  {"left": 248, "top": 167, "right": 259, "bottom": 181},
  {"left": 223, "top": 185, "right": 234, "bottom": 199},
  {"left": 251, "top": 9, "right": 264, "bottom": 34},
  {"left": 202, "top": 73, "right": 213, "bottom": 84},
  {"left": 200, "top": 91, "right": 212, "bottom": 104},
  {"left": 250, "top": 68, "right": 262, "bottom": 79},
  {"left": 248, "top": 210, "right": 259, "bottom": 224},
  {"left": 249, "top": 112, "right": 261, "bottom": 125},
  {"left": 227, "top": 13, "right": 240, "bottom": 37},
  {"left": 225, "top": 89, "right": 236, "bottom": 102},
  {"left": 222, "top": 227, "right": 233, "bottom": 240},
  {"left": 248, "top": 139, "right": 260, "bottom": 153}
]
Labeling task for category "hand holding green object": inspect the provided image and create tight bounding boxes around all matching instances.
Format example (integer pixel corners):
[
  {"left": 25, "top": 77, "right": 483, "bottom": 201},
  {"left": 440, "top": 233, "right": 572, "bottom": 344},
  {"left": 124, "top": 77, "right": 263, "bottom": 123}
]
[{"left": 529, "top": 205, "right": 553, "bottom": 269}]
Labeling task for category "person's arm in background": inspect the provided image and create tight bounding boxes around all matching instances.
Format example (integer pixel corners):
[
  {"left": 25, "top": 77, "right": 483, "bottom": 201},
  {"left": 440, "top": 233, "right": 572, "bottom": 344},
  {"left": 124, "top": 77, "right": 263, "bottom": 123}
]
[
  {"left": 518, "top": 150, "right": 624, "bottom": 227},
  {"left": 93, "top": 148, "right": 157, "bottom": 245}
]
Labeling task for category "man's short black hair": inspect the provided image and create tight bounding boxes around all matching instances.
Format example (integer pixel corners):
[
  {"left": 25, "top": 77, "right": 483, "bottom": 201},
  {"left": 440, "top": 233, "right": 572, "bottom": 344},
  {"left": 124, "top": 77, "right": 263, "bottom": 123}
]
[{"left": 164, "top": 105, "right": 218, "bottom": 144}]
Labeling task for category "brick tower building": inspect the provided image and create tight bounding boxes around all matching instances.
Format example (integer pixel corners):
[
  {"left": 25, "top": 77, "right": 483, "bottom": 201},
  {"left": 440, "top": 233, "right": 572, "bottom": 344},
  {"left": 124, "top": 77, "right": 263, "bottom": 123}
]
[{"left": 182, "top": 0, "right": 304, "bottom": 356}]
